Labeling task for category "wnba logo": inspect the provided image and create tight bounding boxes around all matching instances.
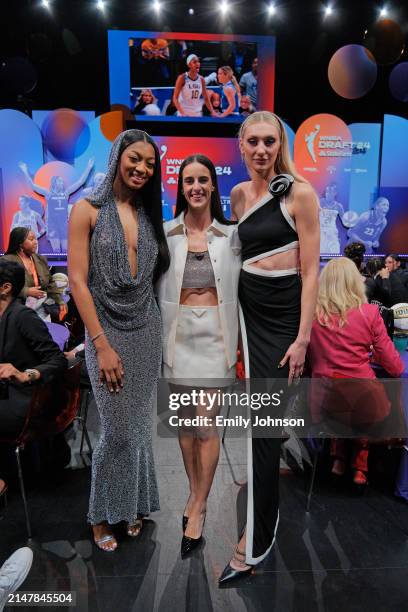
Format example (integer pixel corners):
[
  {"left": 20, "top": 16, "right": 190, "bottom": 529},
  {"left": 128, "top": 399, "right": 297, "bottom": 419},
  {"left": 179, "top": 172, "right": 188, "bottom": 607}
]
[{"left": 305, "top": 124, "right": 320, "bottom": 163}]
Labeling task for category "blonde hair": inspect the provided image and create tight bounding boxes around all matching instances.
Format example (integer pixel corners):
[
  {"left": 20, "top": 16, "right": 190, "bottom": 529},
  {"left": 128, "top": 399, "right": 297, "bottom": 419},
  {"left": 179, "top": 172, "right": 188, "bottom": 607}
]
[
  {"left": 138, "top": 88, "right": 157, "bottom": 104},
  {"left": 219, "top": 66, "right": 241, "bottom": 96},
  {"left": 239, "top": 111, "right": 305, "bottom": 182},
  {"left": 316, "top": 257, "right": 367, "bottom": 328}
]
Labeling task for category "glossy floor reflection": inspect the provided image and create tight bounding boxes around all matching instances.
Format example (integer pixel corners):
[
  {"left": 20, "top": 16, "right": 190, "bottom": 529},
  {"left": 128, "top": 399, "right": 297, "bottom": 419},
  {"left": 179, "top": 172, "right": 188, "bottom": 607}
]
[{"left": 1, "top": 409, "right": 408, "bottom": 611}]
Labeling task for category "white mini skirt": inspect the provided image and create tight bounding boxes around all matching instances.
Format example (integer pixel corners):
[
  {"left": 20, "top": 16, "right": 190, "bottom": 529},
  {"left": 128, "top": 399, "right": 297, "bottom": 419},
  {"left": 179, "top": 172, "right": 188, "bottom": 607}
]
[{"left": 163, "top": 305, "right": 236, "bottom": 382}]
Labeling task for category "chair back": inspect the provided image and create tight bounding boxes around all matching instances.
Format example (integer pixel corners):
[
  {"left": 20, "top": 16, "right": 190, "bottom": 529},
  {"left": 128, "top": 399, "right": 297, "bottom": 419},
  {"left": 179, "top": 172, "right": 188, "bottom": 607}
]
[
  {"left": 0, "top": 361, "right": 82, "bottom": 446},
  {"left": 310, "top": 374, "right": 406, "bottom": 441}
]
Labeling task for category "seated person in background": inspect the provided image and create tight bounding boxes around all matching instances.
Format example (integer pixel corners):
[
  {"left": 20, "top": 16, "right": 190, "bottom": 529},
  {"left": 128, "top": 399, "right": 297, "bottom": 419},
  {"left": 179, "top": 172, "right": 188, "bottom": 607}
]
[
  {"left": 2, "top": 227, "right": 67, "bottom": 321},
  {"left": 308, "top": 257, "right": 403, "bottom": 487},
  {"left": 385, "top": 254, "right": 408, "bottom": 304},
  {"left": 239, "top": 57, "right": 258, "bottom": 108},
  {"left": 385, "top": 253, "right": 408, "bottom": 275},
  {"left": 349, "top": 252, "right": 395, "bottom": 335},
  {"left": 364, "top": 258, "right": 392, "bottom": 305},
  {"left": 132, "top": 89, "right": 161, "bottom": 116},
  {"left": 239, "top": 95, "right": 255, "bottom": 117},
  {"left": 0, "top": 260, "right": 67, "bottom": 437}
]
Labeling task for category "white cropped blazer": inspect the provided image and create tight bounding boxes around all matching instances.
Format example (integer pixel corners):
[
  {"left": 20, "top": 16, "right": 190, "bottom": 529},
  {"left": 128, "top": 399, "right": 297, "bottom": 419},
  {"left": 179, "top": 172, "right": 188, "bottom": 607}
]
[{"left": 156, "top": 212, "right": 242, "bottom": 369}]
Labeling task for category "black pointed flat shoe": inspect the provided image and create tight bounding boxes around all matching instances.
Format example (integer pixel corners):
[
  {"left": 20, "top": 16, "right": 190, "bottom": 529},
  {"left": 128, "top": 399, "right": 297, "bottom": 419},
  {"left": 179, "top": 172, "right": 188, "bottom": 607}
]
[
  {"left": 182, "top": 515, "right": 188, "bottom": 532},
  {"left": 218, "top": 562, "right": 253, "bottom": 586}
]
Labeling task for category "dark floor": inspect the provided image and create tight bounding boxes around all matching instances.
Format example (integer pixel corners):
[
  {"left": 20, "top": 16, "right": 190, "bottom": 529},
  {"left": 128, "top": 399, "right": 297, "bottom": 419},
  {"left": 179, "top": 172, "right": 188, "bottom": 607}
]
[{"left": 1, "top": 417, "right": 408, "bottom": 612}]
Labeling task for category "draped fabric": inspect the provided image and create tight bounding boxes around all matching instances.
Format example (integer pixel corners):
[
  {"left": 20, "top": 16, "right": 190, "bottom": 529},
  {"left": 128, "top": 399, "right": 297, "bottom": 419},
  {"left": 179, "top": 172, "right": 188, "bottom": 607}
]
[{"left": 86, "top": 130, "right": 159, "bottom": 330}]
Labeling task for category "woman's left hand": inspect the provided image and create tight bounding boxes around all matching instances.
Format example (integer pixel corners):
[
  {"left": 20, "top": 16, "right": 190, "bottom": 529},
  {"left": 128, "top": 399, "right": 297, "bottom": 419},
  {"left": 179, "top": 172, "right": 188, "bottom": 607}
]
[
  {"left": 0, "top": 363, "right": 27, "bottom": 384},
  {"left": 59, "top": 304, "right": 68, "bottom": 321},
  {"left": 278, "top": 341, "right": 307, "bottom": 385}
]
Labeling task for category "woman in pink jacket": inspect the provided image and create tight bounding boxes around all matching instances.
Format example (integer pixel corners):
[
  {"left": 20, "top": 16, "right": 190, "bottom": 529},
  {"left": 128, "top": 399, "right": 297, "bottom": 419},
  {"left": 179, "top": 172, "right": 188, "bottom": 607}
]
[{"left": 309, "top": 257, "right": 403, "bottom": 486}]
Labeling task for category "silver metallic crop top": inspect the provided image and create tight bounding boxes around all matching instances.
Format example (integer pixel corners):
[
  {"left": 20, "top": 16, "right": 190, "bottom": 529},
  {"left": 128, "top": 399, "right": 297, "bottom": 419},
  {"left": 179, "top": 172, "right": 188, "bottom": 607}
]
[{"left": 182, "top": 251, "right": 216, "bottom": 289}]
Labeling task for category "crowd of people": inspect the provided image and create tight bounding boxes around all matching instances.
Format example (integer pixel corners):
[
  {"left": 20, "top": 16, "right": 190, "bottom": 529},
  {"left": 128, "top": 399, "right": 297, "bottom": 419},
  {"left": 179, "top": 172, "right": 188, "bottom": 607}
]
[
  {"left": 0, "top": 111, "right": 406, "bottom": 601},
  {"left": 344, "top": 242, "right": 408, "bottom": 307}
]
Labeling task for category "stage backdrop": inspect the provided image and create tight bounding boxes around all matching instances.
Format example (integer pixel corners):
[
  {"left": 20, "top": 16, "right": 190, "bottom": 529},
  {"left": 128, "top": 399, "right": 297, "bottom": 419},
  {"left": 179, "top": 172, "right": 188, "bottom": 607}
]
[
  {"left": 295, "top": 113, "right": 385, "bottom": 255},
  {"left": 0, "top": 107, "right": 405, "bottom": 257},
  {"left": 0, "top": 108, "right": 248, "bottom": 253},
  {"left": 379, "top": 114, "right": 408, "bottom": 255},
  {"left": 0, "top": 109, "right": 125, "bottom": 255}
]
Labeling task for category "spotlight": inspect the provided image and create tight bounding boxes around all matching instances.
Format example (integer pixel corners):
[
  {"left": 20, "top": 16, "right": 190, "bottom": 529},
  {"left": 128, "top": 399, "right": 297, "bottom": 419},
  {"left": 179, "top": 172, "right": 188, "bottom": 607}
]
[
  {"left": 41, "top": 0, "right": 50, "bottom": 7},
  {"left": 188, "top": 7, "right": 194, "bottom": 14},
  {"left": 153, "top": 0, "right": 162, "bottom": 13},
  {"left": 96, "top": 0, "right": 105, "bottom": 10},
  {"left": 267, "top": 3, "right": 276, "bottom": 16},
  {"left": 219, "top": 1, "right": 230, "bottom": 16},
  {"left": 379, "top": 7, "right": 388, "bottom": 17},
  {"left": 324, "top": 5, "right": 333, "bottom": 16}
]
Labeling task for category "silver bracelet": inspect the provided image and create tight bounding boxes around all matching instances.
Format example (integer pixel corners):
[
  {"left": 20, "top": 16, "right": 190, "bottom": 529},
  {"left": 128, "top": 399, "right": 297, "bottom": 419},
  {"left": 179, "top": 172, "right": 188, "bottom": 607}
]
[{"left": 91, "top": 331, "right": 105, "bottom": 343}]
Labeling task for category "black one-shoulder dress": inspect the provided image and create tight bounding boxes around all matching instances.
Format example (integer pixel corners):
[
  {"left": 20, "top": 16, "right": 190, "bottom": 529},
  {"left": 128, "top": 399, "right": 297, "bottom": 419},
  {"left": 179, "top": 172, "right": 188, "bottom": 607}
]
[{"left": 238, "top": 192, "right": 301, "bottom": 564}]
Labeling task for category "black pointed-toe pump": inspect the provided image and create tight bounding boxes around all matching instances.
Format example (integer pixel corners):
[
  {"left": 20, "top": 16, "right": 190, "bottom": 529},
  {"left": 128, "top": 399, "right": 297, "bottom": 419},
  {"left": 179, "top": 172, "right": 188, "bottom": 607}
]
[{"left": 218, "top": 548, "right": 253, "bottom": 586}]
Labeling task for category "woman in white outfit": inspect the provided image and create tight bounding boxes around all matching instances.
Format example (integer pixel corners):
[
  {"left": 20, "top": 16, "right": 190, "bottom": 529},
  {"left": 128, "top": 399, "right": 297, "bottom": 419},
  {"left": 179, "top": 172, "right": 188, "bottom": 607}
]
[{"left": 157, "top": 154, "right": 241, "bottom": 558}]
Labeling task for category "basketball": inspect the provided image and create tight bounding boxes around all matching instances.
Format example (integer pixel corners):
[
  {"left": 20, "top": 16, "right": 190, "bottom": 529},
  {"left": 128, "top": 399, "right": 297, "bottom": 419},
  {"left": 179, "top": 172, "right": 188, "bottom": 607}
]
[{"left": 341, "top": 210, "right": 359, "bottom": 228}]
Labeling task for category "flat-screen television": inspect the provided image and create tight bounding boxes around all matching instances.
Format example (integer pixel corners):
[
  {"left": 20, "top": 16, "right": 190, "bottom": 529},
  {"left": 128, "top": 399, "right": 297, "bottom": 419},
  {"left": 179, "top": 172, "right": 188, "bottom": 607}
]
[{"left": 108, "top": 30, "right": 276, "bottom": 122}]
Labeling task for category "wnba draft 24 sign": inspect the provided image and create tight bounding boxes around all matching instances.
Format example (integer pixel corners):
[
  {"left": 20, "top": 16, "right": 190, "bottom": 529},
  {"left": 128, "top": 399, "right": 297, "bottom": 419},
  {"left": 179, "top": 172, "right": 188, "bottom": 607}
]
[
  {"left": 295, "top": 114, "right": 353, "bottom": 254},
  {"left": 155, "top": 136, "right": 247, "bottom": 221}
]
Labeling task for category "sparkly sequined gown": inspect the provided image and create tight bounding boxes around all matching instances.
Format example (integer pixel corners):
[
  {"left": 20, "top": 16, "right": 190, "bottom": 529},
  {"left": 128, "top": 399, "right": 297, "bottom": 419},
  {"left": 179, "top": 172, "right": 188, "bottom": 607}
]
[{"left": 85, "top": 200, "right": 161, "bottom": 524}]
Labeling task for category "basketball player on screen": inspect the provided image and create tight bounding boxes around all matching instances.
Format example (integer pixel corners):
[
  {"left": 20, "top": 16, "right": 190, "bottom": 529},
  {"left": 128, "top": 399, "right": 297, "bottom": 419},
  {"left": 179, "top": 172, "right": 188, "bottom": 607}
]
[
  {"left": 347, "top": 197, "right": 390, "bottom": 253},
  {"left": 172, "top": 54, "right": 215, "bottom": 117}
]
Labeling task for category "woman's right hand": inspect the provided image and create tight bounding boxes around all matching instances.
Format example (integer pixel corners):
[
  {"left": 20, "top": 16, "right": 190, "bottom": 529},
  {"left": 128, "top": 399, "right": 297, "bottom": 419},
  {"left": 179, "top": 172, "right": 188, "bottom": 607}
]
[
  {"left": 27, "top": 286, "right": 47, "bottom": 299},
  {"left": 95, "top": 339, "right": 124, "bottom": 393}
]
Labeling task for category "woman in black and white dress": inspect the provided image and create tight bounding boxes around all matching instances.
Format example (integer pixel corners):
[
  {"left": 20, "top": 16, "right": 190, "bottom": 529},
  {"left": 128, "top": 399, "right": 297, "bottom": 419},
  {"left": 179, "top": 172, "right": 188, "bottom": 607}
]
[{"left": 219, "top": 111, "right": 320, "bottom": 584}]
